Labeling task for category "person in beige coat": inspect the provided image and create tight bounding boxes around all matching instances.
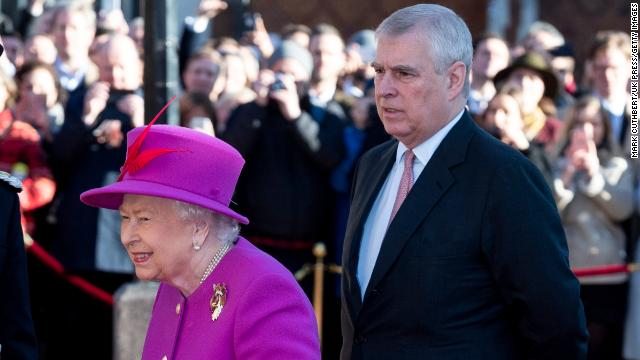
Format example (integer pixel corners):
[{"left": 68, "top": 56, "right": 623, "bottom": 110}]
[{"left": 552, "top": 95, "right": 633, "bottom": 359}]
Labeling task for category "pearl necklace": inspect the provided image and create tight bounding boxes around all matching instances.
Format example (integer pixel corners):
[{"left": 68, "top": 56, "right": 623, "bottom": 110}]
[{"left": 200, "top": 242, "right": 231, "bottom": 284}]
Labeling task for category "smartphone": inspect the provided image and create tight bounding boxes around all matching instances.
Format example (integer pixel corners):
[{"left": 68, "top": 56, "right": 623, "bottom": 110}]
[{"left": 189, "top": 116, "right": 215, "bottom": 136}]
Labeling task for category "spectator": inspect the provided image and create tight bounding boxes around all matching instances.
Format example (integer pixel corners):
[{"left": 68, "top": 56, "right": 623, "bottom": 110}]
[
  {"left": 0, "top": 68, "right": 55, "bottom": 236},
  {"left": 182, "top": 48, "right": 225, "bottom": 102},
  {"left": 309, "top": 24, "right": 350, "bottom": 123},
  {"left": 50, "top": 2, "right": 99, "bottom": 130},
  {"left": 517, "top": 20, "right": 565, "bottom": 59},
  {"left": 281, "top": 23, "right": 311, "bottom": 48},
  {"left": 468, "top": 33, "right": 510, "bottom": 118},
  {"left": 0, "top": 32, "right": 24, "bottom": 71},
  {"left": 15, "top": 62, "right": 65, "bottom": 143},
  {"left": 342, "top": 29, "right": 376, "bottom": 98},
  {"left": 549, "top": 42, "right": 578, "bottom": 119},
  {"left": 482, "top": 89, "right": 553, "bottom": 184},
  {"left": 552, "top": 95, "right": 633, "bottom": 360},
  {"left": 223, "top": 40, "right": 344, "bottom": 285},
  {"left": 179, "top": 91, "right": 217, "bottom": 136},
  {"left": 587, "top": 31, "right": 632, "bottom": 151},
  {"left": 494, "top": 51, "right": 561, "bottom": 150},
  {"left": 47, "top": 33, "right": 142, "bottom": 360},
  {"left": 214, "top": 50, "right": 257, "bottom": 132},
  {"left": 179, "top": 0, "right": 228, "bottom": 78},
  {"left": 23, "top": 34, "right": 57, "bottom": 65}
]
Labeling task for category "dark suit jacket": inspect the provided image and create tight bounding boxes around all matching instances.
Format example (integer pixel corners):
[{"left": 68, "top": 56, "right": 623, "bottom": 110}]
[
  {"left": 0, "top": 179, "right": 38, "bottom": 359},
  {"left": 341, "top": 112, "right": 588, "bottom": 360}
]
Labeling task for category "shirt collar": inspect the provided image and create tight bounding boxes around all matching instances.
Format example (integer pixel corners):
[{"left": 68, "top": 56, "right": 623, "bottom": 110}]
[{"left": 395, "top": 108, "right": 465, "bottom": 165}]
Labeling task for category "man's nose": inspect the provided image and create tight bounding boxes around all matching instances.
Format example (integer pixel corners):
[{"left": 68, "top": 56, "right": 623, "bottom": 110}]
[{"left": 376, "top": 73, "right": 397, "bottom": 97}]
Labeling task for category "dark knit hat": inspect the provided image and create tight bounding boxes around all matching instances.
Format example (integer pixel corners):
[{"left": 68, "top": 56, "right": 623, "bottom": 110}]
[{"left": 267, "top": 40, "right": 313, "bottom": 77}]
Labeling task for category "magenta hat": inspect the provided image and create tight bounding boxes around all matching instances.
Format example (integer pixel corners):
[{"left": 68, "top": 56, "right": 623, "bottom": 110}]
[{"left": 80, "top": 121, "right": 249, "bottom": 224}]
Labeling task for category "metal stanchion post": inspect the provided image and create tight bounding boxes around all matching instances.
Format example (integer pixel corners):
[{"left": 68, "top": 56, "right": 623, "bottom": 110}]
[{"left": 312, "top": 243, "right": 327, "bottom": 346}]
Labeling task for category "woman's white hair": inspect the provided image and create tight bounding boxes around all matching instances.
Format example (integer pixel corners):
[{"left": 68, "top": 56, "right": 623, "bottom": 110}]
[
  {"left": 173, "top": 201, "right": 240, "bottom": 245},
  {"left": 376, "top": 4, "right": 473, "bottom": 97}
]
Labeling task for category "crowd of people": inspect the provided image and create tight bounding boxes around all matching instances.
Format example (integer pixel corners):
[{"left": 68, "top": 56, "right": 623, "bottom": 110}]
[{"left": 0, "top": 0, "right": 637, "bottom": 359}]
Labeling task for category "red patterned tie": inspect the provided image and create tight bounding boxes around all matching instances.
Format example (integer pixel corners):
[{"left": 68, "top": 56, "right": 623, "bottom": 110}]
[{"left": 389, "top": 150, "right": 415, "bottom": 223}]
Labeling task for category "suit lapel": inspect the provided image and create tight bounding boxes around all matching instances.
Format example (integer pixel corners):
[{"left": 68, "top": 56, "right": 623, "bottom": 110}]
[
  {"left": 343, "top": 141, "right": 397, "bottom": 317},
  {"left": 362, "top": 113, "right": 475, "bottom": 302}
]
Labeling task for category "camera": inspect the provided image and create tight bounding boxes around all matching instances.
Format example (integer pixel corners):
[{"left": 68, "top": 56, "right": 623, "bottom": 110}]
[
  {"left": 241, "top": 12, "right": 258, "bottom": 32},
  {"left": 107, "top": 89, "right": 136, "bottom": 106},
  {"left": 270, "top": 73, "right": 287, "bottom": 91}
]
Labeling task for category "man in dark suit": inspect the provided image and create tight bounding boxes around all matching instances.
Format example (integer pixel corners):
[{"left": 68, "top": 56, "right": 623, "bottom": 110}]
[
  {"left": 0, "top": 170, "right": 38, "bottom": 359},
  {"left": 340, "top": 4, "right": 588, "bottom": 359}
]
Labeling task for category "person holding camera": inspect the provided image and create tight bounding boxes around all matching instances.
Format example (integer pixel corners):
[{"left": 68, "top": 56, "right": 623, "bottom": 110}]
[
  {"left": 45, "top": 33, "right": 142, "bottom": 360},
  {"left": 222, "top": 41, "right": 345, "bottom": 290}
]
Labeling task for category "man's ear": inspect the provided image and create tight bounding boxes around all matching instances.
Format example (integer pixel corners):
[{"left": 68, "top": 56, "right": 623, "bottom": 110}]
[{"left": 447, "top": 61, "right": 467, "bottom": 101}]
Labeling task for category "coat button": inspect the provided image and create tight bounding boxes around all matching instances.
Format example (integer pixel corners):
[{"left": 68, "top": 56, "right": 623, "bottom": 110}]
[
  {"left": 176, "top": 303, "right": 181, "bottom": 315},
  {"left": 355, "top": 335, "right": 366, "bottom": 344}
]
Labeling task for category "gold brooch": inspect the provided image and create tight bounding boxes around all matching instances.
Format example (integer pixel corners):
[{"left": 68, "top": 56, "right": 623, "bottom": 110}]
[{"left": 210, "top": 283, "right": 227, "bottom": 322}]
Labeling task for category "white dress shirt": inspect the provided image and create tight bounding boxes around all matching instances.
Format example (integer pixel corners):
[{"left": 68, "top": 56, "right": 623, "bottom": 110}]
[{"left": 356, "top": 109, "right": 464, "bottom": 298}]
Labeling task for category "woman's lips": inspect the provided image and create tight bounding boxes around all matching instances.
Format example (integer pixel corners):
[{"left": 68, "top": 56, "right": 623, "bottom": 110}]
[{"left": 131, "top": 252, "right": 152, "bottom": 264}]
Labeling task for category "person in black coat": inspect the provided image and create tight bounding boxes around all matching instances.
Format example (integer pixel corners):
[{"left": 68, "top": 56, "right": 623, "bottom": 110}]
[
  {"left": 0, "top": 171, "right": 38, "bottom": 359},
  {"left": 341, "top": 5, "right": 588, "bottom": 359}
]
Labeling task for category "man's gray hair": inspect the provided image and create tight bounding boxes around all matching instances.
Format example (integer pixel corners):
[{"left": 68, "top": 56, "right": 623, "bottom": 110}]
[
  {"left": 173, "top": 201, "right": 240, "bottom": 245},
  {"left": 376, "top": 4, "right": 473, "bottom": 97}
]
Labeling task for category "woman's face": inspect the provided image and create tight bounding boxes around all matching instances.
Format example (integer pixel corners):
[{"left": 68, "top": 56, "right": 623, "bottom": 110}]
[
  {"left": 484, "top": 94, "right": 523, "bottom": 134},
  {"left": 20, "top": 68, "right": 58, "bottom": 108},
  {"left": 183, "top": 57, "right": 219, "bottom": 96},
  {"left": 574, "top": 104, "right": 606, "bottom": 145},
  {"left": 506, "top": 68, "right": 544, "bottom": 114},
  {"left": 119, "top": 195, "right": 196, "bottom": 285}
]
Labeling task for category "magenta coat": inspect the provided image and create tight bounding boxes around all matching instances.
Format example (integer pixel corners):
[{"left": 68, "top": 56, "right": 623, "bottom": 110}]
[{"left": 141, "top": 237, "right": 320, "bottom": 359}]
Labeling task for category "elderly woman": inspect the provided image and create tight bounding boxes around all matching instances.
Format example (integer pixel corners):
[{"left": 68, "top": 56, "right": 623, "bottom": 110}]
[{"left": 80, "top": 112, "right": 320, "bottom": 359}]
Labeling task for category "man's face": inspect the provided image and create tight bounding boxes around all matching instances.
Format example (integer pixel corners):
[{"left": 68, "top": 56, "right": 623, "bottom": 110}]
[
  {"left": 591, "top": 48, "right": 630, "bottom": 98},
  {"left": 52, "top": 9, "right": 93, "bottom": 61},
  {"left": 372, "top": 31, "right": 452, "bottom": 148},
  {"left": 551, "top": 56, "right": 575, "bottom": 88},
  {"left": 310, "top": 33, "right": 345, "bottom": 82},
  {"left": 97, "top": 39, "right": 141, "bottom": 91},
  {"left": 472, "top": 38, "right": 509, "bottom": 80}
]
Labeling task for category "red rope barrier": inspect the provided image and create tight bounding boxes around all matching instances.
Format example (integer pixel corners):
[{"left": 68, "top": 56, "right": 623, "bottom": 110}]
[
  {"left": 26, "top": 240, "right": 114, "bottom": 306},
  {"left": 573, "top": 263, "right": 640, "bottom": 277}
]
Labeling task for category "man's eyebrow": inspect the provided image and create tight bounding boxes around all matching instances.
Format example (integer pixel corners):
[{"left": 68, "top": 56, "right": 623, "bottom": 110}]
[{"left": 390, "top": 64, "right": 418, "bottom": 73}]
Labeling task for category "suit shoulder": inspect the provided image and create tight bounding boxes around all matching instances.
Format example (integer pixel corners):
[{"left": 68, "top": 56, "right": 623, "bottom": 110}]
[
  {"left": 469, "top": 127, "right": 533, "bottom": 169},
  {"left": 360, "top": 139, "right": 396, "bottom": 161},
  {"left": 0, "top": 171, "right": 22, "bottom": 193}
]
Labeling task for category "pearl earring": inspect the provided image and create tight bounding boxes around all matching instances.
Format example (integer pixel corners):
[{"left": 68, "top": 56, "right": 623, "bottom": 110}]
[{"left": 193, "top": 243, "right": 201, "bottom": 251}]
